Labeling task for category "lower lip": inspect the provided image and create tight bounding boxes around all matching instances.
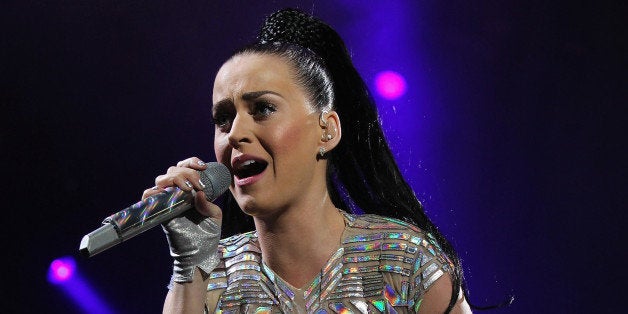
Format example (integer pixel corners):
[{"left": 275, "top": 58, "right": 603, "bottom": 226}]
[{"left": 234, "top": 169, "right": 266, "bottom": 187}]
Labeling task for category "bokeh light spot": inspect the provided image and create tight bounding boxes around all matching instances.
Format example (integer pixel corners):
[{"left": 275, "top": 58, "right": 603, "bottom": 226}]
[
  {"left": 375, "top": 71, "right": 407, "bottom": 100},
  {"left": 48, "top": 257, "right": 76, "bottom": 283}
]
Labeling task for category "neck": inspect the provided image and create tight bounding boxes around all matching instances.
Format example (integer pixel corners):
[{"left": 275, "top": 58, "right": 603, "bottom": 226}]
[{"left": 253, "top": 193, "right": 345, "bottom": 289}]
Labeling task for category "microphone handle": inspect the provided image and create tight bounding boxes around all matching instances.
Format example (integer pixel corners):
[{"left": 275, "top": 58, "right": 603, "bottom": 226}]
[{"left": 80, "top": 187, "right": 195, "bottom": 257}]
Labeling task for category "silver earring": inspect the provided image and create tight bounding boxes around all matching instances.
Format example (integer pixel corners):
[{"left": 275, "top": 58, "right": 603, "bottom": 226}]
[
  {"left": 326, "top": 134, "right": 332, "bottom": 140},
  {"left": 319, "top": 110, "right": 329, "bottom": 127},
  {"left": 319, "top": 147, "right": 326, "bottom": 157}
]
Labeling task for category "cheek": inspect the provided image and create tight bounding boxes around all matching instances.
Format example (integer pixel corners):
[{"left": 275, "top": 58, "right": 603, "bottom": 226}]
[
  {"left": 213, "top": 134, "right": 229, "bottom": 164},
  {"left": 271, "top": 120, "right": 317, "bottom": 156}
]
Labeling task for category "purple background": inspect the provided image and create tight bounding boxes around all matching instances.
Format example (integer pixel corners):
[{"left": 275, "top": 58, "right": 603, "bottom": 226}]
[{"left": 2, "top": 0, "right": 625, "bottom": 313}]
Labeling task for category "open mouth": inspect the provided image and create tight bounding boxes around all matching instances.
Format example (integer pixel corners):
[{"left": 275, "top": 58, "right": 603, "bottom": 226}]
[{"left": 233, "top": 159, "right": 268, "bottom": 179}]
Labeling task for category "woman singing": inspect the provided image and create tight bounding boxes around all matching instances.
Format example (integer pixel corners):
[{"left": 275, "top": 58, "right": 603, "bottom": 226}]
[{"left": 143, "top": 8, "right": 472, "bottom": 313}]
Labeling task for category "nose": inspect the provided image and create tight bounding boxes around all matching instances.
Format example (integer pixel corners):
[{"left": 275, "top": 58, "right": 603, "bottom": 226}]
[{"left": 227, "top": 113, "right": 252, "bottom": 148}]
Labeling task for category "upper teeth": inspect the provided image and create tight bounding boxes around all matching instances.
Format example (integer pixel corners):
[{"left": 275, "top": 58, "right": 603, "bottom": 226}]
[{"left": 241, "top": 160, "right": 256, "bottom": 167}]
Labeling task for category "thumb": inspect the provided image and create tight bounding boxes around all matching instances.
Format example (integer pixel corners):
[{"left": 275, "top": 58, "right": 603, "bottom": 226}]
[{"left": 193, "top": 191, "right": 223, "bottom": 221}]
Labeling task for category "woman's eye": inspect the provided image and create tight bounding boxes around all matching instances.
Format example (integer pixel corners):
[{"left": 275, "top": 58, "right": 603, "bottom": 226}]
[
  {"left": 251, "top": 101, "right": 276, "bottom": 118},
  {"left": 212, "top": 114, "right": 232, "bottom": 131}
]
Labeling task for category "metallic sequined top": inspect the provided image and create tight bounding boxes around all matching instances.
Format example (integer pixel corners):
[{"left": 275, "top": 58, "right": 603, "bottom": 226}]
[{"left": 204, "top": 212, "right": 453, "bottom": 313}]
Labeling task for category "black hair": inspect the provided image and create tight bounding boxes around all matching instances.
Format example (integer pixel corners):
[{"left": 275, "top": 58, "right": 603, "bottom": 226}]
[{"left": 218, "top": 8, "right": 474, "bottom": 313}]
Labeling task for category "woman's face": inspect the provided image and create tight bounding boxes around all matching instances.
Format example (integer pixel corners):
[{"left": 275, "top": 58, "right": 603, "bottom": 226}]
[{"left": 212, "top": 53, "right": 324, "bottom": 217}]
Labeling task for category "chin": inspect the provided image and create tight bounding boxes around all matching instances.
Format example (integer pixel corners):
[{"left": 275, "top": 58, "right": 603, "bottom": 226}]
[
  {"left": 234, "top": 195, "right": 282, "bottom": 220},
  {"left": 234, "top": 194, "right": 261, "bottom": 215}
]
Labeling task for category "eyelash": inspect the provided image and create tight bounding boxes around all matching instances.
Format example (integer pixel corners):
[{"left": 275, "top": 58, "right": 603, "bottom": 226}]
[
  {"left": 250, "top": 101, "right": 276, "bottom": 118},
  {"left": 212, "top": 100, "right": 277, "bottom": 132}
]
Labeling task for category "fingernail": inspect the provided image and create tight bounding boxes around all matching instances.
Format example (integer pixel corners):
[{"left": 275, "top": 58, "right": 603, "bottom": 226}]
[
  {"left": 197, "top": 160, "right": 206, "bottom": 166},
  {"left": 152, "top": 186, "right": 159, "bottom": 190},
  {"left": 198, "top": 179, "right": 207, "bottom": 189},
  {"left": 184, "top": 180, "right": 193, "bottom": 189}
]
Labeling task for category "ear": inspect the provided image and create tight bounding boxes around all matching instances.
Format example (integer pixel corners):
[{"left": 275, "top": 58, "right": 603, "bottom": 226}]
[{"left": 318, "top": 110, "right": 342, "bottom": 152}]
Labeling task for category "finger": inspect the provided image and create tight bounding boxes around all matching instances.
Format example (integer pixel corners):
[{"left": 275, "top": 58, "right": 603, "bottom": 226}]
[
  {"left": 155, "top": 173, "right": 174, "bottom": 188},
  {"left": 194, "top": 191, "right": 223, "bottom": 220},
  {"left": 142, "top": 186, "right": 164, "bottom": 200},
  {"left": 172, "top": 176, "right": 195, "bottom": 192},
  {"left": 157, "top": 166, "right": 198, "bottom": 185},
  {"left": 176, "top": 157, "right": 208, "bottom": 170}
]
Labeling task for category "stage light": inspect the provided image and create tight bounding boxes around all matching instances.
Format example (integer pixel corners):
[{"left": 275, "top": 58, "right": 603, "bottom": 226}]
[
  {"left": 48, "top": 256, "right": 115, "bottom": 313},
  {"left": 48, "top": 257, "right": 76, "bottom": 283},
  {"left": 375, "top": 71, "right": 407, "bottom": 100}
]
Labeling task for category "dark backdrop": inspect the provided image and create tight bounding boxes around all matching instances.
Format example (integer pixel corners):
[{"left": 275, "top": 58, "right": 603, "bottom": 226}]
[{"left": 2, "top": 0, "right": 625, "bottom": 313}]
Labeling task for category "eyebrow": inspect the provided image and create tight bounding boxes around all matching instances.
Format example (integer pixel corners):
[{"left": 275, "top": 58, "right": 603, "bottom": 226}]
[
  {"left": 241, "top": 90, "right": 282, "bottom": 101},
  {"left": 213, "top": 90, "right": 283, "bottom": 112}
]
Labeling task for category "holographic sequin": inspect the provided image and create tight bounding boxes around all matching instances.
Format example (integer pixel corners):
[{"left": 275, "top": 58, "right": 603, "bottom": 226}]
[
  {"left": 315, "top": 309, "right": 328, "bottom": 314},
  {"left": 329, "top": 302, "right": 352, "bottom": 313},
  {"left": 343, "top": 266, "right": 379, "bottom": 274},
  {"left": 345, "top": 242, "right": 381, "bottom": 253},
  {"left": 331, "top": 292, "right": 364, "bottom": 300},
  {"left": 363, "top": 290, "right": 382, "bottom": 298},
  {"left": 207, "top": 282, "right": 228, "bottom": 290},
  {"left": 344, "top": 232, "right": 414, "bottom": 244},
  {"left": 221, "top": 232, "right": 250, "bottom": 246},
  {"left": 228, "top": 273, "right": 260, "bottom": 284},
  {"left": 430, "top": 240, "right": 442, "bottom": 250},
  {"left": 427, "top": 245, "right": 437, "bottom": 257},
  {"left": 421, "top": 253, "right": 433, "bottom": 267},
  {"left": 413, "top": 298, "right": 423, "bottom": 312},
  {"left": 350, "top": 300, "right": 369, "bottom": 314},
  {"left": 322, "top": 262, "right": 344, "bottom": 287},
  {"left": 401, "top": 281, "right": 409, "bottom": 303},
  {"left": 379, "top": 254, "right": 406, "bottom": 263},
  {"left": 370, "top": 299, "right": 386, "bottom": 312},
  {"left": 414, "top": 251, "right": 423, "bottom": 273},
  {"left": 386, "top": 301, "right": 399, "bottom": 314},
  {"left": 275, "top": 278, "right": 295, "bottom": 300},
  {"left": 336, "top": 285, "right": 364, "bottom": 293},
  {"left": 422, "top": 262, "right": 439, "bottom": 279},
  {"left": 381, "top": 242, "right": 406, "bottom": 251},
  {"left": 226, "top": 263, "right": 261, "bottom": 276},
  {"left": 343, "top": 254, "right": 380, "bottom": 263},
  {"left": 320, "top": 271, "right": 342, "bottom": 300},
  {"left": 304, "top": 275, "right": 321, "bottom": 299},
  {"left": 223, "top": 243, "right": 262, "bottom": 258},
  {"left": 383, "top": 284, "right": 400, "bottom": 305},
  {"left": 210, "top": 271, "right": 227, "bottom": 279},
  {"left": 261, "top": 263, "right": 275, "bottom": 281},
  {"left": 406, "top": 246, "right": 417, "bottom": 254},
  {"left": 222, "top": 293, "right": 244, "bottom": 301},
  {"left": 409, "top": 236, "right": 423, "bottom": 246},
  {"left": 379, "top": 264, "right": 411, "bottom": 276},
  {"left": 224, "top": 235, "right": 253, "bottom": 252},
  {"left": 225, "top": 252, "right": 260, "bottom": 268},
  {"left": 344, "top": 232, "right": 384, "bottom": 243},
  {"left": 258, "top": 280, "right": 278, "bottom": 304},
  {"left": 254, "top": 307, "right": 271, "bottom": 314},
  {"left": 423, "top": 269, "right": 444, "bottom": 290}
]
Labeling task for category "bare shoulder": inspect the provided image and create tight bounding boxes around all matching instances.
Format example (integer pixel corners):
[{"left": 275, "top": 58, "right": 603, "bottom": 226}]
[{"left": 418, "top": 273, "right": 472, "bottom": 314}]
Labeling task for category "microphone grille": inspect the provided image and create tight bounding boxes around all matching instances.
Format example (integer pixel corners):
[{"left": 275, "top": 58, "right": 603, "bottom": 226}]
[{"left": 199, "top": 162, "right": 231, "bottom": 201}]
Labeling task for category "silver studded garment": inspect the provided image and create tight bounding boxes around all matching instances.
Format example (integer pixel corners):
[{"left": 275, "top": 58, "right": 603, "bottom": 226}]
[{"left": 204, "top": 212, "right": 453, "bottom": 313}]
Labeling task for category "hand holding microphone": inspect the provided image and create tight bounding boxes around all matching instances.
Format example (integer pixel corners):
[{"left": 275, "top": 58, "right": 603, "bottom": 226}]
[{"left": 80, "top": 158, "right": 231, "bottom": 282}]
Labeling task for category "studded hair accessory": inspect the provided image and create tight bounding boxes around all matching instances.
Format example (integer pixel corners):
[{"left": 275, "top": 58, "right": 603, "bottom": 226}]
[{"left": 257, "top": 8, "right": 348, "bottom": 65}]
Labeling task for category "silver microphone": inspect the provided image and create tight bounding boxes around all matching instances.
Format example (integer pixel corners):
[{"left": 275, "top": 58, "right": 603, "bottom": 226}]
[{"left": 79, "top": 162, "right": 230, "bottom": 257}]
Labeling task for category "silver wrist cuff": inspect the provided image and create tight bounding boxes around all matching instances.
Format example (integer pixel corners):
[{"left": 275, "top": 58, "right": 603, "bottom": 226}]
[{"left": 162, "top": 211, "right": 221, "bottom": 286}]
